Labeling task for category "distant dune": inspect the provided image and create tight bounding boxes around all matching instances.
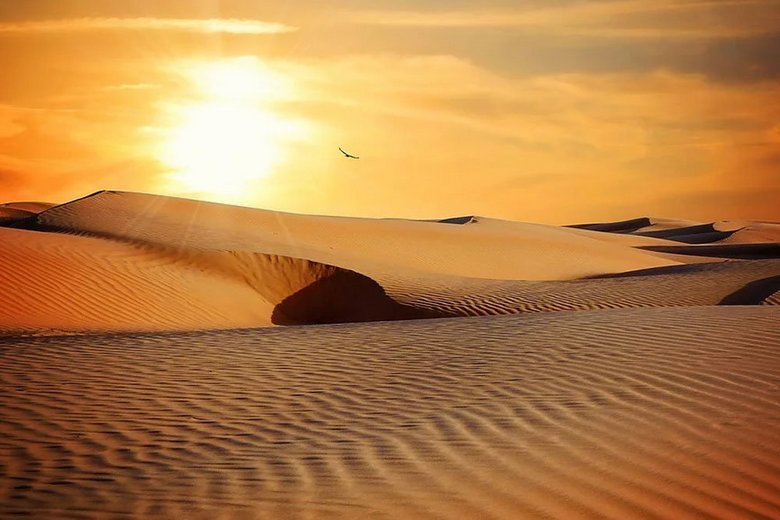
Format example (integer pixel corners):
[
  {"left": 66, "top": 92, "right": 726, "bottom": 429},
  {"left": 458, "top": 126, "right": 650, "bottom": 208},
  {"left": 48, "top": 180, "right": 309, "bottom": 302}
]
[
  {"left": 1, "top": 191, "right": 779, "bottom": 519},
  {"left": 0, "top": 207, "right": 34, "bottom": 225}
]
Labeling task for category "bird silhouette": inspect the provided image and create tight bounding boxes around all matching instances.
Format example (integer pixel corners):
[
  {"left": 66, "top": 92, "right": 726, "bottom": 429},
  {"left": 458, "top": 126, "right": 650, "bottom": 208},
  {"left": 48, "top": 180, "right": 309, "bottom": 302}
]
[{"left": 339, "top": 147, "right": 359, "bottom": 159}]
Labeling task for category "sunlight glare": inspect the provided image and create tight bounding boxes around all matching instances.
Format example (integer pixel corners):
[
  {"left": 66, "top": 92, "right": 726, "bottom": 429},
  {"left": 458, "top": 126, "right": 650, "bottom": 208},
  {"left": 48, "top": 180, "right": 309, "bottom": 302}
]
[{"left": 159, "top": 57, "right": 305, "bottom": 201}]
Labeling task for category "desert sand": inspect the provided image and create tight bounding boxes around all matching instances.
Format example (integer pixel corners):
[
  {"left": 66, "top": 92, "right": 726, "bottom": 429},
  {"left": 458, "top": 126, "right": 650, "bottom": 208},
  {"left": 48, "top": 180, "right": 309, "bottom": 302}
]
[{"left": 1, "top": 191, "right": 779, "bottom": 519}]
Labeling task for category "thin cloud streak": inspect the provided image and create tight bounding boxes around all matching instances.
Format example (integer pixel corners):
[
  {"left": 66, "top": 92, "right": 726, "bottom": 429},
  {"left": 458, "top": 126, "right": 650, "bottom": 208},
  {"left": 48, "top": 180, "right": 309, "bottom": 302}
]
[
  {"left": 0, "top": 17, "right": 296, "bottom": 35},
  {"left": 350, "top": 0, "right": 780, "bottom": 39}
]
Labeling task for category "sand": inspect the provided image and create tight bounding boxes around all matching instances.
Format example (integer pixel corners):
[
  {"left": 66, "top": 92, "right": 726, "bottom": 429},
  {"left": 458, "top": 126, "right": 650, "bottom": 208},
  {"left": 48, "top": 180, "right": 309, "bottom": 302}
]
[
  {"left": 0, "top": 191, "right": 777, "bottom": 330},
  {"left": 1, "top": 191, "right": 779, "bottom": 518},
  {"left": 0, "top": 207, "right": 35, "bottom": 225},
  {"left": 0, "top": 226, "right": 274, "bottom": 331},
  {"left": 571, "top": 216, "right": 780, "bottom": 247},
  {"left": 2, "top": 307, "right": 780, "bottom": 519},
  {"left": 0, "top": 201, "right": 55, "bottom": 213},
  {"left": 34, "top": 191, "right": 677, "bottom": 281}
]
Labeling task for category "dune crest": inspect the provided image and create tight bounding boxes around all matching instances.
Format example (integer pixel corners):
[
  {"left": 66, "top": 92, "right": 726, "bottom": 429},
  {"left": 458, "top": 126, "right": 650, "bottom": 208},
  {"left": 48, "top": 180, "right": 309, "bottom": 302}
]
[{"left": 32, "top": 190, "right": 677, "bottom": 280}]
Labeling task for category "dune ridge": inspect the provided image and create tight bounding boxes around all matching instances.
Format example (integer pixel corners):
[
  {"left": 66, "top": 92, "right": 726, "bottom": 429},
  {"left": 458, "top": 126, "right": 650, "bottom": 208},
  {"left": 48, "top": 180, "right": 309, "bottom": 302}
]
[{"left": 31, "top": 191, "right": 678, "bottom": 281}]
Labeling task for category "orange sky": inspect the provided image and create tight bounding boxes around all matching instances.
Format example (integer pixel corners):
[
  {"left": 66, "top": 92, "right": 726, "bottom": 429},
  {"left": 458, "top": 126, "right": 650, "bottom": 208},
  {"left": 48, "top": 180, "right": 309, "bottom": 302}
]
[{"left": 1, "top": 0, "right": 779, "bottom": 224}]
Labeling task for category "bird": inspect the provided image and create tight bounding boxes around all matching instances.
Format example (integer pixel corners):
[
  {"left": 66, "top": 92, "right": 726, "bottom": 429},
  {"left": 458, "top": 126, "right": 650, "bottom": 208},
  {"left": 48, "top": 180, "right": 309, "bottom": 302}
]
[{"left": 339, "top": 147, "right": 359, "bottom": 159}]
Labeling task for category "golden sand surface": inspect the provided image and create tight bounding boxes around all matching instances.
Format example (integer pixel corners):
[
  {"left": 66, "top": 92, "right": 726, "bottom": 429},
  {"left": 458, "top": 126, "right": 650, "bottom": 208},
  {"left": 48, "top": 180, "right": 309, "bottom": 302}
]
[
  {"left": 2, "top": 307, "right": 779, "bottom": 519},
  {"left": 1, "top": 191, "right": 779, "bottom": 519},
  {"left": 1, "top": 191, "right": 778, "bottom": 331}
]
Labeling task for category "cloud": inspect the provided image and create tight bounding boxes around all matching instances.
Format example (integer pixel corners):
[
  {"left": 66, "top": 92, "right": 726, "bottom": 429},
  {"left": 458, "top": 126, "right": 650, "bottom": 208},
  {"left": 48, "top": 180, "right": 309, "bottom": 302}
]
[
  {"left": 1, "top": 49, "right": 778, "bottom": 221},
  {"left": 349, "top": 0, "right": 780, "bottom": 39},
  {"left": 280, "top": 54, "right": 780, "bottom": 221},
  {"left": 0, "top": 17, "right": 296, "bottom": 35},
  {"left": 97, "top": 83, "right": 160, "bottom": 92}
]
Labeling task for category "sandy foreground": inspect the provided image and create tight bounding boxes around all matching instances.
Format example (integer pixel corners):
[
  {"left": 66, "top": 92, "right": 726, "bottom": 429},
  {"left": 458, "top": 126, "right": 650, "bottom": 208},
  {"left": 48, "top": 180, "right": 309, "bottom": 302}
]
[{"left": 1, "top": 191, "right": 779, "bottom": 519}]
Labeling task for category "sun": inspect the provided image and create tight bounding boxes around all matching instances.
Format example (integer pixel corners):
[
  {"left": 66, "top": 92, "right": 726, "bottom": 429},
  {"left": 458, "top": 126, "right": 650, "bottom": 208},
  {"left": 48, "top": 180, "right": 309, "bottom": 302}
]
[{"left": 158, "top": 57, "right": 305, "bottom": 201}]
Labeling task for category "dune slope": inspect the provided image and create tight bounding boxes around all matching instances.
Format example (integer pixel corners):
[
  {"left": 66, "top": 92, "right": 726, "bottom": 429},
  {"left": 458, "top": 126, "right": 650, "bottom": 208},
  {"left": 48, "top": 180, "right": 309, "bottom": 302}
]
[
  {"left": 0, "top": 226, "right": 438, "bottom": 331},
  {"left": 33, "top": 191, "right": 677, "bottom": 280}
]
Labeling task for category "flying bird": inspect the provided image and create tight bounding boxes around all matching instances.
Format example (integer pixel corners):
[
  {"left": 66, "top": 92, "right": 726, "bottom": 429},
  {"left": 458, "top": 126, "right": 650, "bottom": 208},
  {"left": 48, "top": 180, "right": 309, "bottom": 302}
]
[{"left": 339, "top": 147, "right": 359, "bottom": 159}]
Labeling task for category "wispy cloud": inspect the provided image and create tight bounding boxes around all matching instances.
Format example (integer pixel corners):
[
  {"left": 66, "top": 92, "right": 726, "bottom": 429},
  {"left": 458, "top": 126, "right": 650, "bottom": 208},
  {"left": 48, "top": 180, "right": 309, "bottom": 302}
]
[
  {"left": 276, "top": 54, "right": 780, "bottom": 220},
  {"left": 98, "top": 83, "right": 160, "bottom": 92},
  {"left": 350, "top": 0, "right": 780, "bottom": 39},
  {"left": 0, "top": 17, "right": 296, "bottom": 35}
]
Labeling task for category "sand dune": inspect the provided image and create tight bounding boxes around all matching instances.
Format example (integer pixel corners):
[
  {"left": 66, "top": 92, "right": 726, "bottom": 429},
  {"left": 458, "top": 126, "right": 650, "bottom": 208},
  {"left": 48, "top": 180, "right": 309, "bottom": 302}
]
[
  {"left": 377, "top": 260, "right": 780, "bottom": 317},
  {"left": 718, "top": 222, "right": 780, "bottom": 244},
  {"left": 635, "top": 223, "right": 738, "bottom": 244},
  {"left": 2, "top": 307, "right": 779, "bottom": 519},
  {"left": 0, "top": 226, "right": 438, "bottom": 331},
  {"left": 569, "top": 216, "right": 700, "bottom": 234},
  {"left": 0, "top": 202, "right": 54, "bottom": 225},
  {"left": 0, "top": 227, "right": 273, "bottom": 331},
  {"left": 572, "top": 216, "right": 780, "bottom": 247},
  {"left": 0, "top": 191, "right": 778, "bottom": 332},
  {"left": 32, "top": 191, "right": 676, "bottom": 281},
  {"left": 0, "top": 201, "right": 55, "bottom": 213},
  {"left": 0, "top": 207, "right": 34, "bottom": 225}
]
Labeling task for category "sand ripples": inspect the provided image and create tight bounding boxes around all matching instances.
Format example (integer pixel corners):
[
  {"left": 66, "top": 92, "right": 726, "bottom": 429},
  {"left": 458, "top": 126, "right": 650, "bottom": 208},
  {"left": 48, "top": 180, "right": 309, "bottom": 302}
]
[{"left": 2, "top": 307, "right": 779, "bottom": 519}]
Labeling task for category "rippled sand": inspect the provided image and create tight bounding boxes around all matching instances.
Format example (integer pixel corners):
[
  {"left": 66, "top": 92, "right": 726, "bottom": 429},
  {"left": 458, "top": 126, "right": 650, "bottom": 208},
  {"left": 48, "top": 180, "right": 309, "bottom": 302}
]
[{"left": 2, "top": 307, "right": 780, "bottom": 519}]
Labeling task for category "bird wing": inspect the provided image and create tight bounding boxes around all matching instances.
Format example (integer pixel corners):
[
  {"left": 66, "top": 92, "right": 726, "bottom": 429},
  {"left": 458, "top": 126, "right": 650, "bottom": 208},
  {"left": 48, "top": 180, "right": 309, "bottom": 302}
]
[{"left": 339, "top": 147, "right": 359, "bottom": 158}]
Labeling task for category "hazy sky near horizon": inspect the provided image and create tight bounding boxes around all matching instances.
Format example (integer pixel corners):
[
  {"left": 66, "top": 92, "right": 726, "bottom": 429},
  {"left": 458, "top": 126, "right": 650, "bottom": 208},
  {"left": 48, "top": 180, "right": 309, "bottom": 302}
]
[{"left": 1, "top": 0, "right": 779, "bottom": 223}]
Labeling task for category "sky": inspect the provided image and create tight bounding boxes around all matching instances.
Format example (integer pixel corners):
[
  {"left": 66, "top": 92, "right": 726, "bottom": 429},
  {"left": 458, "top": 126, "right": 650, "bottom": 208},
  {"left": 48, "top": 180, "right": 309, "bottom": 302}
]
[{"left": 1, "top": 0, "right": 779, "bottom": 224}]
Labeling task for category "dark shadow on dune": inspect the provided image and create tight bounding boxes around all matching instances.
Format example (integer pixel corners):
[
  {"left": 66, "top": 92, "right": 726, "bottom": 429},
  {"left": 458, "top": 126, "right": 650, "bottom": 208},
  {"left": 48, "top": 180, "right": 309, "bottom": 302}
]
[
  {"left": 719, "top": 276, "right": 780, "bottom": 305},
  {"left": 5, "top": 208, "right": 453, "bottom": 327},
  {"left": 638, "top": 243, "right": 780, "bottom": 259},
  {"left": 436, "top": 216, "right": 478, "bottom": 225},
  {"left": 635, "top": 223, "right": 738, "bottom": 244},
  {"left": 2, "top": 214, "right": 38, "bottom": 230},
  {"left": 0, "top": 209, "right": 35, "bottom": 227},
  {"left": 567, "top": 217, "right": 652, "bottom": 233},
  {"left": 586, "top": 262, "right": 730, "bottom": 279},
  {"left": 272, "top": 270, "right": 449, "bottom": 325},
  {"left": 659, "top": 230, "right": 736, "bottom": 244}
]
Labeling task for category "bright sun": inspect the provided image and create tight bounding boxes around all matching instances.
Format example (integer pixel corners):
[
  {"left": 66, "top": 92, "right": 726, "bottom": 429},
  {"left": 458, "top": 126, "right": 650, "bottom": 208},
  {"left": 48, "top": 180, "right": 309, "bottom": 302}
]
[{"left": 159, "top": 57, "right": 305, "bottom": 201}]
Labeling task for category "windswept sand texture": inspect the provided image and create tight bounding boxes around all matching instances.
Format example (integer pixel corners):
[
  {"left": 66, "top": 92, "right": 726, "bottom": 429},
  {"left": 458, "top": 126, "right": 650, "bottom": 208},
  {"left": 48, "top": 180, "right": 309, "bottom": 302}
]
[
  {"left": 2, "top": 308, "right": 780, "bottom": 519},
  {"left": 1, "top": 192, "right": 780, "bottom": 518},
  {"left": 0, "top": 227, "right": 274, "bottom": 331}
]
